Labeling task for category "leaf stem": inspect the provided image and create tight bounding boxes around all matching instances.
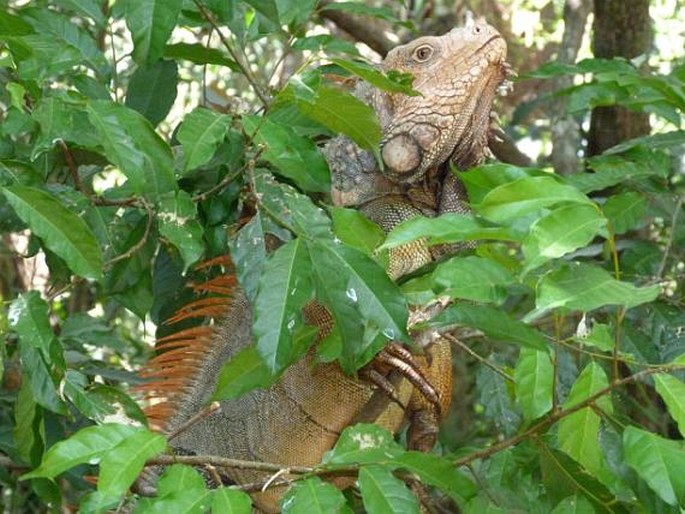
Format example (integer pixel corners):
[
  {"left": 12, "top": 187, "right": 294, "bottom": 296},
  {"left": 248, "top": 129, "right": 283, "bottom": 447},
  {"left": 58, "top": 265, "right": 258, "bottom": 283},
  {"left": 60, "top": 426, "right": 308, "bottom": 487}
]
[{"left": 193, "top": 0, "right": 270, "bottom": 108}]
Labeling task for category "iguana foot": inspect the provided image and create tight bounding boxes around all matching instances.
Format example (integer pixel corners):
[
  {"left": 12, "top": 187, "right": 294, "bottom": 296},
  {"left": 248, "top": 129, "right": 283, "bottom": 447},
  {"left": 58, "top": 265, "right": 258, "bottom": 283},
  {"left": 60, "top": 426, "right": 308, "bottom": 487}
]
[{"left": 362, "top": 342, "right": 441, "bottom": 413}]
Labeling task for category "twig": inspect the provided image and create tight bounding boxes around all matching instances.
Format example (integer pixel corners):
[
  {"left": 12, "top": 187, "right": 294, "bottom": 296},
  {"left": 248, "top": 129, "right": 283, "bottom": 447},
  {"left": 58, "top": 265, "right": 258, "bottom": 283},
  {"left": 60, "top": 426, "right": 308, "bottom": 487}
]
[
  {"left": 104, "top": 201, "right": 154, "bottom": 268},
  {"left": 167, "top": 402, "right": 221, "bottom": 442},
  {"left": 145, "top": 454, "right": 315, "bottom": 475},
  {"left": 656, "top": 195, "right": 684, "bottom": 279},
  {"left": 444, "top": 333, "right": 513, "bottom": 383},
  {"left": 452, "top": 365, "right": 685, "bottom": 468},
  {"left": 193, "top": 0, "right": 270, "bottom": 107}
]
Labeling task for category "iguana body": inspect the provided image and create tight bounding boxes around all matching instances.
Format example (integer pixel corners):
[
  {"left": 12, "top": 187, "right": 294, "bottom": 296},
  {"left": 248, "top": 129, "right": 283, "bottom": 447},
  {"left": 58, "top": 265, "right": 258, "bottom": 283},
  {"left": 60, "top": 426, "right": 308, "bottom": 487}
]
[{"left": 136, "top": 19, "right": 508, "bottom": 513}]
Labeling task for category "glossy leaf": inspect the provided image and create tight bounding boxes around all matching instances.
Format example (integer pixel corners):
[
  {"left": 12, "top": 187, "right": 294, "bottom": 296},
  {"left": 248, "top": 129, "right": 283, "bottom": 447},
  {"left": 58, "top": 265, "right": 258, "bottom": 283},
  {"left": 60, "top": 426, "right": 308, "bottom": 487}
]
[
  {"left": 551, "top": 495, "right": 595, "bottom": 514},
  {"left": 125, "top": 60, "right": 178, "bottom": 126},
  {"left": 623, "top": 427, "right": 685, "bottom": 506},
  {"left": 137, "top": 464, "right": 212, "bottom": 513},
  {"left": 475, "top": 176, "right": 591, "bottom": 223},
  {"left": 602, "top": 192, "right": 647, "bottom": 235},
  {"left": 523, "top": 204, "right": 607, "bottom": 271},
  {"left": 177, "top": 107, "right": 232, "bottom": 172},
  {"left": 17, "top": 339, "right": 66, "bottom": 415},
  {"left": 97, "top": 429, "right": 166, "bottom": 497},
  {"left": 330, "top": 207, "right": 385, "bottom": 257},
  {"left": 157, "top": 191, "right": 204, "bottom": 268},
  {"left": 22, "top": 424, "right": 138, "bottom": 480},
  {"left": 528, "top": 263, "right": 661, "bottom": 321},
  {"left": 281, "top": 477, "right": 347, "bottom": 514},
  {"left": 358, "top": 465, "right": 420, "bottom": 514},
  {"left": 330, "top": 58, "right": 418, "bottom": 95},
  {"left": 254, "top": 238, "right": 315, "bottom": 374},
  {"left": 431, "top": 256, "right": 515, "bottom": 304},
  {"left": 164, "top": 42, "right": 238, "bottom": 70},
  {"left": 557, "top": 362, "right": 611, "bottom": 476},
  {"left": 383, "top": 213, "right": 522, "bottom": 250},
  {"left": 323, "top": 424, "right": 403, "bottom": 465},
  {"left": 430, "top": 304, "right": 548, "bottom": 351},
  {"left": 654, "top": 374, "right": 685, "bottom": 438},
  {"left": 212, "top": 487, "right": 252, "bottom": 513},
  {"left": 243, "top": 115, "right": 330, "bottom": 192},
  {"left": 295, "top": 86, "right": 381, "bottom": 151},
  {"left": 122, "top": 0, "right": 183, "bottom": 65},
  {"left": 213, "top": 345, "right": 273, "bottom": 401},
  {"left": 515, "top": 348, "right": 554, "bottom": 421},
  {"left": 394, "top": 452, "right": 478, "bottom": 505},
  {"left": 86, "top": 100, "right": 176, "bottom": 200},
  {"left": 2, "top": 186, "right": 103, "bottom": 279},
  {"left": 8, "top": 291, "right": 57, "bottom": 355},
  {"left": 308, "top": 240, "right": 409, "bottom": 371}
]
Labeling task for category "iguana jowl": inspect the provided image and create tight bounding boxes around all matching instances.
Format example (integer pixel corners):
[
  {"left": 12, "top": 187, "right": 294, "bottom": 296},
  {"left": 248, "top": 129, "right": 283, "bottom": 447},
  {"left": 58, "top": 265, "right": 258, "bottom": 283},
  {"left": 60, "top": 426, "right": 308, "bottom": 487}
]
[{"left": 136, "top": 19, "right": 508, "bottom": 513}]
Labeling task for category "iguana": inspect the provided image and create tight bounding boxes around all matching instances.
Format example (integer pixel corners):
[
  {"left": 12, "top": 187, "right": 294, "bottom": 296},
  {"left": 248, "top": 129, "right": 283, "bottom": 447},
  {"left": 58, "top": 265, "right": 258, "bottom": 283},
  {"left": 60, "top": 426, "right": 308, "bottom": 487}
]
[{"left": 135, "top": 18, "right": 509, "bottom": 513}]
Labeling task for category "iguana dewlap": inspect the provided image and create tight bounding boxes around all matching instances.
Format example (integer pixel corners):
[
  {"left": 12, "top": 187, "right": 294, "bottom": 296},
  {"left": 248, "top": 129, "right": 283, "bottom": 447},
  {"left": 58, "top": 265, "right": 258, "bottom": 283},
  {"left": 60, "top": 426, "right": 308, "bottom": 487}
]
[{"left": 136, "top": 19, "right": 508, "bottom": 513}]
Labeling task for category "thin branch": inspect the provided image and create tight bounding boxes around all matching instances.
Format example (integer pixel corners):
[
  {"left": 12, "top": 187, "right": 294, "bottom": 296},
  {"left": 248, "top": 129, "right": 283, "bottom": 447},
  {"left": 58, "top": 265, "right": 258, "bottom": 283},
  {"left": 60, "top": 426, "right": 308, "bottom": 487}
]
[
  {"left": 444, "top": 333, "right": 513, "bottom": 383},
  {"left": 193, "top": 0, "right": 270, "bottom": 107},
  {"left": 145, "top": 454, "right": 315, "bottom": 476},
  {"left": 104, "top": 201, "right": 154, "bottom": 268},
  {"left": 452, "top": 365, "right": 685, "bottom": 468},
  {"left": 167, "top": 402, "right": 221, "bottom": 442}
]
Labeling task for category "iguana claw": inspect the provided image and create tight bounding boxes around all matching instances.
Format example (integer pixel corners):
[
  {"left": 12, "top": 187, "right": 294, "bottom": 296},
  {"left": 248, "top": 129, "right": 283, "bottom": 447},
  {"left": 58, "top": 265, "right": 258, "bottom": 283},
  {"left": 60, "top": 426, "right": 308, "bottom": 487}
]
[{"left": 362, "top": 342, "right": 441, "bottom": 414}]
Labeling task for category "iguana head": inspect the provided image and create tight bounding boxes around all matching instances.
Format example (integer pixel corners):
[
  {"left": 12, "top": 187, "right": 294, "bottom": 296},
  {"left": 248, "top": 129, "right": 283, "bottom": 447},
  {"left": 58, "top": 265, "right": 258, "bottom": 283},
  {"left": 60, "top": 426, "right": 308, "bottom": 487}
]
[{"left": 379, "top": 19, "right": 509, "bottom": 183}]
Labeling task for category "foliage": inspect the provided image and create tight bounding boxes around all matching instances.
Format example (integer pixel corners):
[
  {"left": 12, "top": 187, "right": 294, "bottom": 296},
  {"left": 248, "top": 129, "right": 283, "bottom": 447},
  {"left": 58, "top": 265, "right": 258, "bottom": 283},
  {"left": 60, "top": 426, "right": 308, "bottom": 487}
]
[{"left": 0, "top": 0, "right": 684, "bottom": 513}]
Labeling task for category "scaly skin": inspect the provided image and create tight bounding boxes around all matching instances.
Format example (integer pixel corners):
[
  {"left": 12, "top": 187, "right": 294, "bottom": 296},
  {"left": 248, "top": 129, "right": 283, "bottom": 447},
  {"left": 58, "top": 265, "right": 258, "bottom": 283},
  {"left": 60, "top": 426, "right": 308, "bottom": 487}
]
[
  {"left": 136, "top": 20, "right": 509, "bottom": 513},
  {"left": 325, "top": 18, "right": 509, "bottom": 278}
]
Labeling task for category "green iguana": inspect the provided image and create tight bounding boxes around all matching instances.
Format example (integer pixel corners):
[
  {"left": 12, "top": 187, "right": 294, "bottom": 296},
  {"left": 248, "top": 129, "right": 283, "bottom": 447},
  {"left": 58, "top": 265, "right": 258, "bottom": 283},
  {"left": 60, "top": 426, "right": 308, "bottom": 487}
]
[{"left": 135, "top": 18, "right": 509, "bottom": 513}]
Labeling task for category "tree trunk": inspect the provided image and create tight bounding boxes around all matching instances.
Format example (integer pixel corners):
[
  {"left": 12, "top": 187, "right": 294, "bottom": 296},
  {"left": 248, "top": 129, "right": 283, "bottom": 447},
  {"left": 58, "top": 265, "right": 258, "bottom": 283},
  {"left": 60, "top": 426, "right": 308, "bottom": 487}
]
[{"left": 587, "top": 0, "right": 652, "bottom": 156}]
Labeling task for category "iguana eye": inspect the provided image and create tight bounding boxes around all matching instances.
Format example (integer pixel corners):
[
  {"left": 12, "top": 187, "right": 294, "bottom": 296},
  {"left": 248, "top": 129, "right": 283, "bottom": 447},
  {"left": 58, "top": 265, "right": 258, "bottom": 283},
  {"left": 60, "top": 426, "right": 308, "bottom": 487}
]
[{"left": 412, "top": 44, "right": 434, "bottom": 63}]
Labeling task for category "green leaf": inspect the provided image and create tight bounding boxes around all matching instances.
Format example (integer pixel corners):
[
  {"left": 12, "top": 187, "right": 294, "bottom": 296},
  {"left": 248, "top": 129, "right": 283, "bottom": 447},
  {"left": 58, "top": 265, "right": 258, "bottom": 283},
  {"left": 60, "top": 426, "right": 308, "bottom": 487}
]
[
  {"left": 430, "top": 304, "right": 548, "bottom": 351},
  {"left": 430, "top": 256, "right": 515, "bottom": 304},
  {"left": 383, "top": 213, "right": 521, "bottom": 250},
  {"left": 281, "top": 477, "right": 347, "bottom": 513},
  {"left": 253, "top": 238, "right": 315, "bottom": 374},
  {"left": 212, "top": 345, "right": 273, "bottom": 401},
  {"left": 212, "top": 487, "right": 252, "bottom": 513},
  {"left": 515, "top": 348, "right": 554, "bottom": 421},
  {"left": 17, "top": 341, "right": 67, "bottom": 415},
  {"left": 136, "top": 465, "right": 213, "bottom": 513},
  {"left": 122, "top": 0, "right": 183, "bottom": 65},
  {"left": 323, "top": 424, "right": 404, "bottom": 465},
  {"left": 243, "top": 115, "right": 330, "bottom": 192},
  {"left": 551, "top": 495, "right": 596, "bottom": 514},
  {"left": 557, "top": 362, "right": 611, "bottom": 476},
  {"left": 394, "top": 452, "right": 478, "bottom": 505},
  {"left": 329, "top": 58, "right": 418, "bottom": 96},
  {"left": 62, "top": 370, "right": 116, "bottom": 422},
  {"left": 178, "top": 107, "right": 232, "bottom": 173},
  {"left": 308, "top": 240, "right": 409, "bottom": 371},
  {"left": 86, "top": 100, "right": 176, "bottom": 200},
  {"left": 125, "top": 60, "right": 179, "bottom": 126},
  {"left": 275, "top": 0, "right": 317, "bottom": 27},
  {"left": 330, "top": 207, "right": 385, "bottom": 257},
  {"left": 2, "top": 186, "right": 103, "bottom": 280},
  {"left": 13, "top": 381, "right": 44, "bottom": 466},
  {"left": 567, "top": 152, "right": 668, "bottom": 193},
  {"left": 523, "top": 204, "right": 607, "bottom": 271},
  {"left": 98, "top": 429, "right": 166, "bottom": 497},
  {"left": 358, "top": 465, "right": 420, "bottom": 514},
  {"left": 604, "top": 130, "right": 685, "bottom": 155},
  {"left": 539, "top": 445, "right": 621, "bottom": 513},
  {"left": 8, "top": 292, "right": 56, "bottom": 355},
  {"left": 79, "top": 491, "right": 120, "bottom": 514},
  {"left": 31, "top": 96, "right": 100, "bottom": 158},
  {"left": 475, "top": 176, "right": 591, "bottom": 223},
  {"left": 164, "top": 42, "right": 238, "bottom": 70},
  {"left": 295, "top": 85, "right": 381, "bottom": 151},
  {"left": 654, "top": 374, "right": 685, "bottom": 438},
  {"left": 602, "top": 192, "right": 646, "bottom": 235},
  {"left": 528, "top": 263, "right": 661, "bottom": 321},
  {"left": 157, "top": 190, "right": 204, "bottom": 268},
  {"left": 623, "top": 426, "right": 685, "bottom": 506},
  {"left": 22, "top": 9, "right": 110, "bottom": 78},
  {"left": 21, "top": 424, "right": 138, "bottom": 480}
]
